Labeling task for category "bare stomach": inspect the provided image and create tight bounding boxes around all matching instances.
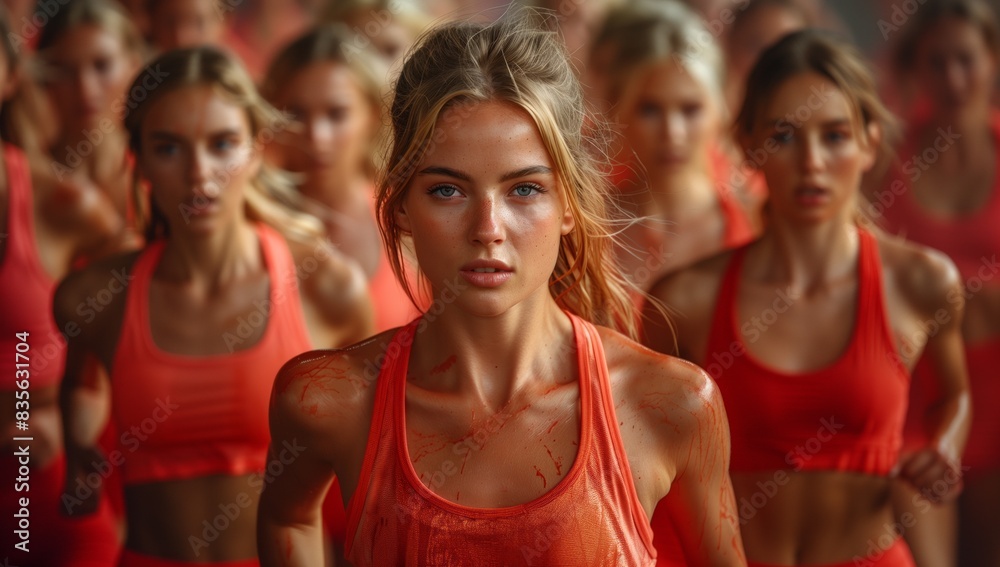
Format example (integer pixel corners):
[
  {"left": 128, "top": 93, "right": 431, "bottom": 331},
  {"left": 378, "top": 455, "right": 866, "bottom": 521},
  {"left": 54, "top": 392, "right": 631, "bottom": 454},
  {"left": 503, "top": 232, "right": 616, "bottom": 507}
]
[
  {"left": 125, "top": 474, "right": 262, "bottom": 561},
  {"left": 733, "top": 471, "right": 897, "bottom": 564},
  {"left": 962, "top": 287, "right": 1000, "bottom": 344}
]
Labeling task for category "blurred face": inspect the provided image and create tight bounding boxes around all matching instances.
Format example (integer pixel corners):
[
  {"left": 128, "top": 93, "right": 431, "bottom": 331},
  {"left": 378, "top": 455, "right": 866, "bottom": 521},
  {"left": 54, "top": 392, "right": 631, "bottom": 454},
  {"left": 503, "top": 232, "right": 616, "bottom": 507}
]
[
  {"left": 43, "top": 24, "right": 138, "bottom": 132},
  {"left": 750, "top": 73, "right": 875, "bottom": 224},
  {"left": 914, "top": 16, "right": 997, "bottom": 119},
  {"left": 271, "top": 62, "right": 376, "bottom": 183},
  {"left": 149, "top": 0, "right": 225, "bottom": 51},
  {"left": 619, "top": 59, "right": 721, "bottom": 176},
  {"left": 139, "top": 85, "right": 261, "bottom": 236},
  {"left": 347, "top": 13, "right": 413, "bottom": 73},
  {"left": 397, "top": 100, "right": 575, "bottom": 317}
]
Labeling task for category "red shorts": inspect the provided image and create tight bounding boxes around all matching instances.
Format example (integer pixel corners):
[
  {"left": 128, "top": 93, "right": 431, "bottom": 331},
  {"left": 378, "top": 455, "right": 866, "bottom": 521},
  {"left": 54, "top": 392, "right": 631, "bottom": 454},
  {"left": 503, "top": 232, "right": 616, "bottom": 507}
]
[
  {"left": 748, "top": 537, "right": 915, "bottom": 567},
  {"left": 903, "top": 338, "right": 1000, "bottom": 479},
  {"left": 0, "top": 451, "right": 120, "bottom": 566},
  {"left": 118, "top": 550, "right": 259, "bottom": 566}
]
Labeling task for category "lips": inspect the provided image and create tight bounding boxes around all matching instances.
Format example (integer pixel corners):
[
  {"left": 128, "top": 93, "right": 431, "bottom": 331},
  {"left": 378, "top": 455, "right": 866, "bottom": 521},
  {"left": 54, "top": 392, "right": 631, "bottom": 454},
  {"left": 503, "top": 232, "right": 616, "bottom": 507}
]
[
  {"left": 459, "top": 259, "right": 513, "bottom": 288},
  {"left": 794, "top": 184, "right": 830, "bottom": 206}
]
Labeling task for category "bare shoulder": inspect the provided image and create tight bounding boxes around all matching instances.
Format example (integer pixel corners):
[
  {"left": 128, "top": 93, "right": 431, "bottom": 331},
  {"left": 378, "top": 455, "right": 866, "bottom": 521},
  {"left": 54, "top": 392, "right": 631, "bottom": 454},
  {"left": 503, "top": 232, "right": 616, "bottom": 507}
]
[
  {"left": 648, "top": 249, "right": 734, "bottom": 318},
  {"left": 269, "top": 328, "right": 402, "bottom": 454},
  {"left": 597, "top": 325, "right": 725, "bottom": 444},
  {"left": 875, "top": 231, "right": 964, "bottom": 315},
  {"left": 285, "top": 236, "right": 370, "bottom": 322},
  {"left": 53, "top": 250, "right": 141, "bottom": 342},
  {"left": 644, "top": 248, "right": 738, "bottom": 359}
]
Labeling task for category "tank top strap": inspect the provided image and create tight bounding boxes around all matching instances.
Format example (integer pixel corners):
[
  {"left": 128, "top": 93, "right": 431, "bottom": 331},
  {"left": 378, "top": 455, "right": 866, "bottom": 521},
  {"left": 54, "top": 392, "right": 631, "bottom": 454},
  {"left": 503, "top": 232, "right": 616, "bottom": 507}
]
[
  {"left": 574, "top": 314, "right": 658, "bottom": 555},
  {"left": 854, "top": 228, "right": 901, "bottom": 365},
  {"left": 254, "top": 223, "right": 313, "bottom": 349},
  {"left": 344, "top": 319, "right": 420, "bottom": 554},
  {"left": 113, "top": 239, "right": 167, "bottom": 365},
  {"left": 705, "top": 247, "right": 747, "bottom": 360}
]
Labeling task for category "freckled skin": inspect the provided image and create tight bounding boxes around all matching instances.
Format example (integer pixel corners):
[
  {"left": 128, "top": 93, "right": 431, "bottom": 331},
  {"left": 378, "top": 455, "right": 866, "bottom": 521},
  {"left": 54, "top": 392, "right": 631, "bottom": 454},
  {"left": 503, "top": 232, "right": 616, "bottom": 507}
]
[{"left": 257, "top": 101, "right": 746, "bottom": 565}]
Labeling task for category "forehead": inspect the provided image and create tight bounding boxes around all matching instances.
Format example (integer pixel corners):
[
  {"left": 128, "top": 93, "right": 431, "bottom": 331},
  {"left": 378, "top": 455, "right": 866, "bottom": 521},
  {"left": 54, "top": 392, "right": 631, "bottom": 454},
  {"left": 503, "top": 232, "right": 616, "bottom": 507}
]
[
  {"left": 47, "top": 24, "right": 125, "bottom": 60},
  {"left": 919, "top": 16, "right": 992, "bottom": 55},
  {"left": 762, "top": 72, "right": 855, "bottom": 126},
  {"left": 633, "top": 59, "right": 711, "bottom": 101},
  {"left": 279, "top": 62, "right": 363, "bottom": 105},
  {"left": 143, "top": 85, "right": 251, "bottom": 137},
  {"left": 419, "top": 100, "right": 554, "bottom": 173}
]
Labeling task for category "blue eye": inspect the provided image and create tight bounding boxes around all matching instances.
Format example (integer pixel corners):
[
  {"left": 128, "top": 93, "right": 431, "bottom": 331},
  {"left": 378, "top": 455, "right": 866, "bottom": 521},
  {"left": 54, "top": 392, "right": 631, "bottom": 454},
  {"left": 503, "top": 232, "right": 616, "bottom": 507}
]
[
  {"left": 429, "top": 185, "right": 459, "bottom": 198},
  {"left": 771, "top": 130, "right": 793, "bottom": 144},
  {"left": 825, "top": 130, "right": 849, "bottom": 143},
  {"left": 214, "top": 138, "right": 238, "bottom": 151},
  {"left": 513, "top": 183, "right": 544, "bottom": 197}
]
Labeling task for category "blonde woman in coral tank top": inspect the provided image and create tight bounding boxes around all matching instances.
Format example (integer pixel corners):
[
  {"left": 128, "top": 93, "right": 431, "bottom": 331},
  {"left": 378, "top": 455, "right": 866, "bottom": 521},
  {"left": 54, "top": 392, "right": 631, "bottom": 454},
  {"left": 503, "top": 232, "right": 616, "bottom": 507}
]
[{"left": 258, "top": 12, "right": 746, "bottom": 567}]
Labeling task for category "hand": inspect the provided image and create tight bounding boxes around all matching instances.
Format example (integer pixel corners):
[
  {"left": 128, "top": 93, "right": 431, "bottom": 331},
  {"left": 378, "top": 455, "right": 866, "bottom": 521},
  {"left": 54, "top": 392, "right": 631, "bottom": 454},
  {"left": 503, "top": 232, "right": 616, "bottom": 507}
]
[{"left": 894, "top": 444, "right": 963, "bottom": 504}]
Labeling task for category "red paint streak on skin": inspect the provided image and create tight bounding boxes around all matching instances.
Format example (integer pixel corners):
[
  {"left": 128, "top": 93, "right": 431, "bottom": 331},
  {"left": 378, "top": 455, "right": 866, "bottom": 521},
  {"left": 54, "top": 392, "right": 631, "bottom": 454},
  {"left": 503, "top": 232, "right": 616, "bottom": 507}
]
[
  {"left": 460, "top": 446, "right": 472, "bottom": 474},
  {"left": 305, "top": 403, "right": 318, "bottom": 416},
  {"left": 430, "top": 355, "right": 457, "bottom": 375},
  {"left": 534, "top": 465, "right": 547, "bottom": 488},
  {"left": 456, "top": 491, "right": 461, "bottom": 501},
  {"left": 546, "top": 419, "right": 559, "bottom": 434},
  {"left": 544, "top": 445, "right": 563, "bottom": 476}
]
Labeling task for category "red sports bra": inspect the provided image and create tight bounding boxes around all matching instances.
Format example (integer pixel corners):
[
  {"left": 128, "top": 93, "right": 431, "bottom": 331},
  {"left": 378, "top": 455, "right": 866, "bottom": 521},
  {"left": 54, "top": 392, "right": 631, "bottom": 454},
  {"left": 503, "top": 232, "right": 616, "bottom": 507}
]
[
  {"left": 0, "top": 144, "right": 65, "bottom": 391},
  {"left": 110, "top": 223, "right": 314, "bottom": 484},
  {"left": 879, "top": 112, "right": 1000, "bottom": 282},
  {"left": 706, "top": 229, "right": 909, "bottom": 475},
  {"left": 345, "top": 313, "right": 657, "bottom": 566}
]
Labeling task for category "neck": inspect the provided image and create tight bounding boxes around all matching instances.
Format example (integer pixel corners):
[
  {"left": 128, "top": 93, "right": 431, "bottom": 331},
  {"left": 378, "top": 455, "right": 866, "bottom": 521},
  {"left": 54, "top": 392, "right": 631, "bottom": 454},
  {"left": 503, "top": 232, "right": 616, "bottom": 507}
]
[
  {"left": 412, "top": 291, "right": 573, "bottom": 412},
  {"left": 157, "top": 215, "right": 261, "bottom": 292},
  {"left": 756, "top": 216, "right": 858, "bottom": 292}
]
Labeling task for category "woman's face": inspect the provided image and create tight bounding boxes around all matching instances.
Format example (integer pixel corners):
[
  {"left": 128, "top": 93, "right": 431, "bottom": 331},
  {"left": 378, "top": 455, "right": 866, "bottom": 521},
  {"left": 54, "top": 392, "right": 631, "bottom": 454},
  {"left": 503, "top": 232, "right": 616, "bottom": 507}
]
[
  {"left": 149, "top": 0, "right": 226, "bottom": 51},
  {"left": 914, "top": 16, "right": 997, "bottom": 120},
  {"left": 270, "top": 61, "right": 376, "bottom": 185},
  {"left": 750, "top": 72, "right": 875, "bottom": 224},
  {"left": 139, "top": 85, "right": 261, "bottom": 236},
  {"left": 43, "top": 24, "right": 138, "bottom": 133},
  {"left": 397, "top": 100, "right": 575, "bottom": 317},
  {"left": 619, "top": 59, "right": 721, "bottom": 177}
]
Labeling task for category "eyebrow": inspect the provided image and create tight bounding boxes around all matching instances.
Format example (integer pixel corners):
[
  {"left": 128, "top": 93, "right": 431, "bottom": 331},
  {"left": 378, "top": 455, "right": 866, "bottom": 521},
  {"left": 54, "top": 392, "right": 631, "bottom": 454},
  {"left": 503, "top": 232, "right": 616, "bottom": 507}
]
[
  {"left": 148, "top": 129, "right": 243, "bottom": 141},
  {"left": 415, "top": 165, "right": 553, "bottom": 182}
]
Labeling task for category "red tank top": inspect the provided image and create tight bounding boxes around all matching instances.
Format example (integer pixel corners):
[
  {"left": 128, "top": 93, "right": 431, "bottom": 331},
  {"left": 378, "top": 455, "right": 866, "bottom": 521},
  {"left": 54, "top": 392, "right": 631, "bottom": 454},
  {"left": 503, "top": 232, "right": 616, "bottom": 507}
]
[
  {"left": 110, "top": 223, "right": 314, "bottom": 484},
  {"left": 345, "top": 313, "right": 657, "bottom": 566},
  {"left": 0, "top": 144, "right": 65, "bottom": 391},
  {"left": 706, "top": 229, "right": 908, "bottom": 475},
  {"left": 879, "top": 113, "right": 1000, "bottom": 282}
]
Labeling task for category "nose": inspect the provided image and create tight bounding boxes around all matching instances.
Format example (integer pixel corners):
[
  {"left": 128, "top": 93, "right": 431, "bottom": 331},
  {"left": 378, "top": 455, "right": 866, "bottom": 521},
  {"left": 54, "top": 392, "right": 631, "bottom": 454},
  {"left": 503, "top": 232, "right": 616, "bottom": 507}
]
[
  {"left": 798, "top": 134, "right": 825, "bottom": 174},
  {"left": 942, "top": 60, "right": 967, "bottom": 99},
  {"left": 664, "top": 111, "right": 685, "bottom": 145},
  {"left": 468, "top": 195, "right": 505, "bottom": 246},
  {"left": 305, "top": 117, "right": 334, "bottom": 151},
  {"left": 76, "top": 69, "right": 101, "bottom": 111},
  {"left": 188, "top": 147, "right": 215, "bottom": 194}
]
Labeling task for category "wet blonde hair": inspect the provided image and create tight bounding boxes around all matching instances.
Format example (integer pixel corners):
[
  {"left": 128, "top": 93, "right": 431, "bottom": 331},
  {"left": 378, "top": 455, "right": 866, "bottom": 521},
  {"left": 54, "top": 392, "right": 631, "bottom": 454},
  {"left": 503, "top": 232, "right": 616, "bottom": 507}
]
[
  {"left": 124, "top": 47, "right": 323, "bottom": 243},
  {"left": 379, "top": 11, "right": 642, "bottom": 337},
  {"left": 591, "top": 0, "right": 724, "bottom": 112}
]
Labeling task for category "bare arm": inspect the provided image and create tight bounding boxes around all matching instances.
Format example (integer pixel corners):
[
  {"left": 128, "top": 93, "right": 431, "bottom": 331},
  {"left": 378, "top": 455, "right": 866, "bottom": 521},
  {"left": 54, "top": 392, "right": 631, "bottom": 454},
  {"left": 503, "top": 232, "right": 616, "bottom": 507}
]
[
  {"left": 661, "top": 368, "right": 746, "bottom": 566},
  {"left": 53, "top": 275, "right": 112, "bottom": 516},
  {"left": 296, "top": 240, "right": 376, "bottom": 347},
  {"left": 258, "top": 349, "right": 372, "bottom": 566},
  {"left": 896, "top": 251, "right": 970, "bottom": 503}
]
